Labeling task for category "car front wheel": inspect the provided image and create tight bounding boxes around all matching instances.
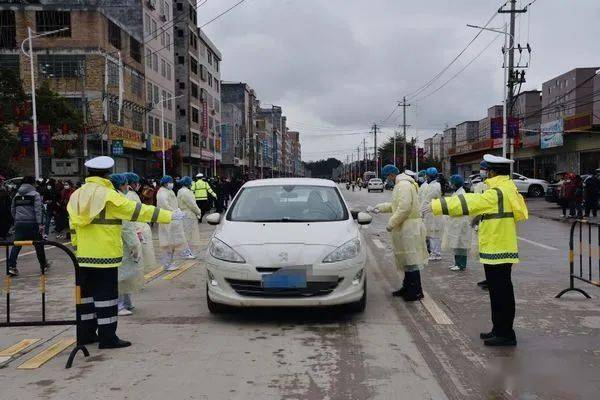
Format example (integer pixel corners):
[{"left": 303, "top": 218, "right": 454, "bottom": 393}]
[
  {"left": 528, "top": 185, "right": 544, "bottom": 197},
  {"left": 346, "top": 279, "right": 367, "bottom": 313},
  {"left": 206, "top": 284, "right": 229, "bottom": 314}
]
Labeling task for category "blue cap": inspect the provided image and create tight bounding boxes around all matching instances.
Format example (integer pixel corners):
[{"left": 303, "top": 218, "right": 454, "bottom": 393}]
[
  {"left": 179, "top": 176, "right": 192, "bottom": 187},
  {"left": 426, "top": 167, "right": 438, "bottom": 177},
  {"left": 480, "top": 160, "right": 489, "bottom": 170},
  {"left": 381, "top": 164, "right": 400, "bottom": 177},
  {"left": 450, "top": 174, "right": 464, "bottom": 187},
  {"left": 108, "top": 173, "right": 127, "bottom": 189},
  {"left": 160, "top": 175, "right": 173, "bottom": 185},
  {"left": 124, "top": 172, "right": 140, "bottom": 183}
]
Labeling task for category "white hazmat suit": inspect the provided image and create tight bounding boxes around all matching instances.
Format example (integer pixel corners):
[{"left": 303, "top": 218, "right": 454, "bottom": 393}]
[
  {"left": 177, "top": 186, "right": 202, "bottom": 250},
  {"left": 126, "top": 189, "right": 157, "bottom": 273},
  {"left": 156, "top": 186, "right": 187, "bottom": 269},
  {"left": 421, "top": 179, "right": 443, "bottom": 259},
  {"left": 441, "top": 186, "right": 472, "bottom": 269}
]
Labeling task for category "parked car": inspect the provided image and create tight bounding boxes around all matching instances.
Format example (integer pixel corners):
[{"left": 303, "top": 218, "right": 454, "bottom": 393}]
[
  {"left": 512, "top": 173, "right": 549, "bottom": 197},
  {"left": 367, "top": 178, "right": 384, "bottom": 192},
  {"left": 545, "top": 182, "right": 562, "bottom": 203},
  {"left": 204, "top": 178, "right": 370, "bottom": 313}
]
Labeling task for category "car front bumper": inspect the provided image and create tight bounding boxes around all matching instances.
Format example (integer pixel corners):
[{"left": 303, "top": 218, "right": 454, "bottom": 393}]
[{"left": 206, "top": 257, "right": 366, "bottom": 307}]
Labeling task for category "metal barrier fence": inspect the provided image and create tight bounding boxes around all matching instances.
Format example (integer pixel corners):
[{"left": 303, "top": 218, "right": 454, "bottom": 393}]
[
  {"left": 1, "top": 240, "right": 89, "bottom": 368},
  {"left": 556, "top": 220, "right": 600, "bottom": 299}
]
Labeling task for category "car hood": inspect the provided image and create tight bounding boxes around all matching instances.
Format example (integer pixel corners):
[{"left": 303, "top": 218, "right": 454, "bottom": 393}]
[{"left": 526, "top": 178, "right": 548, "bottom": 185}]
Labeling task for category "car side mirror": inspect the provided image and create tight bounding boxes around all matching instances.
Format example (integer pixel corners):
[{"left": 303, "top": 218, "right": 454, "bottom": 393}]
[
  {"left": 357, "top": 212, "right": 372, "bottom": 225},
  {"left": 206, "top": 213, "right": 221, "bottom": 225},
  {"left": 351, "top": 210, "right": 360, "bottom": 220}
]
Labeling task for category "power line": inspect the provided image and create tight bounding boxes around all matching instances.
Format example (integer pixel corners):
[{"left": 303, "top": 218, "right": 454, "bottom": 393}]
[{"left": 200, "top": 0, "right": 247, "bottom": 28}]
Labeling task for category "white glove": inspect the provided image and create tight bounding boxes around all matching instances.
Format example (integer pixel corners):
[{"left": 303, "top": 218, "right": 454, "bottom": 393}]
[
  {"left": 172, "top": 209, "right": 186, "bottom": 221},
  {"left": 130, "top": 247, "right": 141, "bottom": 262},
  {"left": 367, "top": 206, "right": 381, "bottom": 214}
]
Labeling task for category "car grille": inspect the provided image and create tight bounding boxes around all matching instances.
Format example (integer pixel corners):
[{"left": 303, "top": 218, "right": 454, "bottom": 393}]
[{"left": 225, "top": 278, "right": 343, "bottom": 298}]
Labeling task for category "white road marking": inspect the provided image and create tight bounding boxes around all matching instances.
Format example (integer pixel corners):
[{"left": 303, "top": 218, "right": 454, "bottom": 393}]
[
  {"left": 372, "top": 239, "right": 386, "bottom": 249},
  {"left": 421, "top": 291, "right": 453, "bottom": 325},
  {"left": 518, "top": 236, "right": 559, "bottom": 251}
]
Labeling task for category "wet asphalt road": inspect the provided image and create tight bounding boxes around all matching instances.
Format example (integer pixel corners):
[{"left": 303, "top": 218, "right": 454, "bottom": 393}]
[{"left": 0, "top": 186, "right": 599, "bottom": 399}]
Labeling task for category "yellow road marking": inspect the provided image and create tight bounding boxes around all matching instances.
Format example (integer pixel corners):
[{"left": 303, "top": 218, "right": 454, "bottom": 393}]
[
  {"left": 17, "top": 338, "right": 75, "bottom": 370},
  {"left": 163, "top": 261, "right": 196, "bottom": 280},
  {"left": 144, "top": 266, "right": 164, "bottom": 282},
  {"left": 0, "top": 339, "right": 41, "bottom": 357}
]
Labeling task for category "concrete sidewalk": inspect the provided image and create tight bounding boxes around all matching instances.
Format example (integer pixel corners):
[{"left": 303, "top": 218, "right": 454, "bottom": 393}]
[{"left": 526, "top": 197, "right": 600, "bottom": 224}]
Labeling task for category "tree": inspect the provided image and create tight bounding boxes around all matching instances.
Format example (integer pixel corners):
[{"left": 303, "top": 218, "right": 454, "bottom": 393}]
[
  {"left": 0, "top": 69, "right": 27, "bottom": 176},
  {"left": 304, "top": 158, "right": 342, "bottom": 178},
  {"left": 36, "top": 80, "right": 83, "bottom": 133}
]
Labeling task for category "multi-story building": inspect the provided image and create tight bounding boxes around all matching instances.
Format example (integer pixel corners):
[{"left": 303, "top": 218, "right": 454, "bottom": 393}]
[
  {"left": 441, "top": 127, "right": 456, "bottom": 175},
  {"left": 173, "top": 0, "right": 202, "bottom": 176},
  {"left": 143, "top": 0, "right": 176, "bottom": 176},
  {"left": 431, "top": 133, "right": 443, "bottom": 161},
  {"left": 255, "top": 104, "right": 284, "bottom": 176},
  {"left": 197, "top": 28, "right": 221, "bottom": 176},
  {"left": 287, "top": 130, "right": 301, "bottom": 176},
  {"left": 221, "top": 82, "right": 257, "bottom": 177},
  {"left": 512, "top": 91, "right": 541, "bottom": 177},
  {"left": 0, "top": 0, "right": 151, "bottom": 176},
  {"left": 423, "top": 138, "right": 433, "bottom": 161},
  {"left": 220, "top": 102, "right": 243, "bottom": 178}
]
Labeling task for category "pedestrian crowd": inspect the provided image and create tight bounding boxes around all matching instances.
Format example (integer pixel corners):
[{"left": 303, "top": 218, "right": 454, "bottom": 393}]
[
  {"left": 555, "top": 170, "right": 600, "bottom": 218},
  {"left": 371, "top": 154, "right": 529, "bottom": 347}
]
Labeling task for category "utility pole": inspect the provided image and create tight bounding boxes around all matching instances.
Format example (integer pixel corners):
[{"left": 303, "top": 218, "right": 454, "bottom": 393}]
[
  {"left": 398, "top": 97, "right": 411, "bottom": 167},
  {"left": 362, "top": 138, "right": 367, "bottom": 172},
  {"left": 372, "top": 123, "right": 378, "bottom": 177}
]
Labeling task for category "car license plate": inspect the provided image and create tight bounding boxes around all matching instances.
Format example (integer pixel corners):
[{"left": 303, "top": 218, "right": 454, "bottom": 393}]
[{"left": 262, "top": 270, "right": 307, "bottom": 289}]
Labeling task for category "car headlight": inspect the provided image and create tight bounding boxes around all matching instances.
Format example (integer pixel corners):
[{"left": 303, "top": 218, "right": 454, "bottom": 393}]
[
  {"left": 322, "top": 238, "right": 361, "bottom": 263},
  {"left": 209, "top": 238, "right": 245, "bottom": 263}
]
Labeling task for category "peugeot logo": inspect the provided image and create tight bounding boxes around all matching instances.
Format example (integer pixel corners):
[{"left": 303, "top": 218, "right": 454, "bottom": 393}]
[{"left": 278, "top": 252, "right": 288, "bottom": 262}]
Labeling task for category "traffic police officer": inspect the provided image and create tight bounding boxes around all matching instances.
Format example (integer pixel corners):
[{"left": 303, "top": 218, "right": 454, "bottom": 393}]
[
  {"left": 191, "top": 173, "right": 217, "bottom": 222},
  {"left": 424, "top": 154, "right": 528, "bottom": 346},
  {"left": 68, "top": 156, "right": 182, "bottom": 349}
]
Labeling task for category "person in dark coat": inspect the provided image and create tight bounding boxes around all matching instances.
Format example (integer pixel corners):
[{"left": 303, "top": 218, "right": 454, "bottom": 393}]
[
  {"left": 584, "top": 170, "right": 600, "bottom": 218},
  {"left": 0, "top": 176, "right": 13, "bottom": 239}
]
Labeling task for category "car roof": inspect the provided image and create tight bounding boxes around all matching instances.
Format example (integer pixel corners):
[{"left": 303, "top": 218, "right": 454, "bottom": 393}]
[{"left": 242, "top": 178, "right": 337, "bottom": 188}]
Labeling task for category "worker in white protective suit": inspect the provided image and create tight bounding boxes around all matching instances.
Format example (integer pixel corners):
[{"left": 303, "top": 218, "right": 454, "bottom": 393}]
[
  {"left": 371, "top": 165, "right": 428, "bottom": 301},
  {"left": 177, "top": 176, "right": 202, "bottom": 258},
  {"left": 421, "top": 167, "right": 443, "bottom": 261},
  {"left": 471, "top": 161, "right": 490, "bottom": 290},
  {"left": 442, "top": 175, "right": 472, "bottom": 271},
  {"left": 156, "top": 176, "right": 188, "bottom": 271},
  {"left": 124, "top": 172, "right": 157, "bottom": 274},
  {"left": 109, "top": 174, "right": 143, "bottom": 316}
]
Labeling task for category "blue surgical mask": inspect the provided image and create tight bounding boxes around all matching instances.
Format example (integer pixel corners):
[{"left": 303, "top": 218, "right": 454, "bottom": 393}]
[{"left": 479, "top": 170, "right": 488, "bottom": 179}]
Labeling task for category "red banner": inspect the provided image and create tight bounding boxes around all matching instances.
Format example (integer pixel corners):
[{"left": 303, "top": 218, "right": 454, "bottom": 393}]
[
  {"left": 202, "top": 101, "right": 209, "bottom": 137},
  {"left": 564, "top": 114, "right": 592, "bottom": 133}
]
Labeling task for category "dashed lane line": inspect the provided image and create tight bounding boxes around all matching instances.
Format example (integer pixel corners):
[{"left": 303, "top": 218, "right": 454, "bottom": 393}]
[
  {"left": 372, "top": 239, "right": 386, "bottom": 249},
  {"left": 0, "top": 339, "right": 41, "bottom": 357},
  {"left": 420, "top": 292, "right": 454, "bottom": 325},
  {"left": 17, "top": 338, "right": 75, "bottom": 370},
  {"left": 163, "top": 260, "right": 196, "bottom": 280},
  {"left": 144, "top": 266, "right": 165, "bottom": 282},
  {"left": 518, "top": 236, "right": 559, "bottom": 251}
]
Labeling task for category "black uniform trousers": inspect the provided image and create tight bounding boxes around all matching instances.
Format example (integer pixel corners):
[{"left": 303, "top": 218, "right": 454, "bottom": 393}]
[
  {"left": 79, "top": 267, "right": 119, "bottom": 343},
  {"left": 196, "top": 199, "right": 210, "bottom": 221},
  {"left": 483, "top": 263, "right": 516, "bottom": 339}
]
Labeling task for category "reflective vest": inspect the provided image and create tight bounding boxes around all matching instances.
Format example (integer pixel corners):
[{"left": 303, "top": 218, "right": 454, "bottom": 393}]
[
  {"left": 431, "top": 175, "right": 528, "bottom": 265},
  {"left": 192, "top": 179, "right": 216, "bottom": 201},
  {"left": 68, "top": 176, "right": 172, "bottom": 268}
]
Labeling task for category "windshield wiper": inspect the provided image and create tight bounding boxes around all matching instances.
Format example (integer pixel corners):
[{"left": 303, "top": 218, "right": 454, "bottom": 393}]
[{"left": 250, "top": 218, "right": 308, "bottom": 223}]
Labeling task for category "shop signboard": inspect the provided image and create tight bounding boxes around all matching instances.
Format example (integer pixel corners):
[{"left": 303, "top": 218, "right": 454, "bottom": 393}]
[
  {"left": 109, "top": 125, "right": 144, "bottom": 149},
  {"left": 146, "top": 134, "right": 173, "bottom": 152},
  {"left": 490, "top": 117, "right": 519, "bottom": 138},
  {"left": 112, "top": 140, "right": 124, "bottom": 155},
  {"left": 564, "top": 113, "right": 592, "bottom": 133},
  {"left": 540, "top": 119, "right": 563, "bottom": 149}
]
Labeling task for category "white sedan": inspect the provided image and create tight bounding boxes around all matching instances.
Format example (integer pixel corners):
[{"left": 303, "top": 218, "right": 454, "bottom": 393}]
[
  {"left": 367, "top": 178, "right": 384, "bottom": 192},
  {"left": 204, "top": 178, "right": 371, "bottom": 313}
]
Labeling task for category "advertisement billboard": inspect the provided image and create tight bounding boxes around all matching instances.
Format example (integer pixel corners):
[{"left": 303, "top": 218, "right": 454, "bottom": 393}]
[{"left": 540, "top": 120, "right": 563, "bottom": 149}]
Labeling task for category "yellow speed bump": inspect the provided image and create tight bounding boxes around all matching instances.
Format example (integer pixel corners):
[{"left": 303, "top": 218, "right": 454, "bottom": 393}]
[
  {"left": 0, "top": 339, "right": 40, "bottom": 357},
  {"left": 163, "top": 261, "right": 196, "bottom": 280},
  {"left": 144, "top": 266, "right": 164, "bottom": 282},
  {"left": 17, "top": 338, "right": 75, "bottom": 370}
]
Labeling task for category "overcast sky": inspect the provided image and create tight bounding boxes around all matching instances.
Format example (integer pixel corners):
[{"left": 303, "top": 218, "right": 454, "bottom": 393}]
[{"left": 201, "top": 0, "right": 600, "bottom": 161}]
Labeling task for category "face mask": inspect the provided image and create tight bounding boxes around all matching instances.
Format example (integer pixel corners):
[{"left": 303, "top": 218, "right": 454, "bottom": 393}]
[
  {"left": 47, "top": 185, "right": 52, "bottom": 189},
  {"left": 64, "top": 185, "right": 70, "bottom": 189},
  {"left": 166, "top": 183, "right": 174, "bottom": 190},
  {"left": 479, "top": 170, "right": 488, "bottom": 179},
  {"left": 152, "top": 182, "right": 157, "bottom": 187}
]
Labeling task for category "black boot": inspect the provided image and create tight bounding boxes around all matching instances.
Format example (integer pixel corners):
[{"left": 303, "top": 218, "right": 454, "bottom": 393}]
[
  {"left": 98, "top": 336, "right": 132, "bottom": 349},
  {"left": 477, "top": 280, "right": 488, "bottom": 290},
  {"left": 484, "top": 336, "right": 517, "bottom": 347},
  {"left": 392, "top": 274, "right": 408, "bottom": 297},
  {"left": 80, "top": 333, "right": 99, "bottom": 345},
  {"left": 402, "top": 271, "right": 424, "bottom": 302},
  {"left": 480, "top": 330, "right": 495, "bottom": 340}
]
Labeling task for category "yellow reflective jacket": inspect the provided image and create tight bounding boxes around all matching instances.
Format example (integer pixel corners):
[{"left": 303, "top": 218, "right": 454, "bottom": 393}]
[
  {"left": 192, "top": 179, "right": 216, "bottom": 200},
  {"left": 68, "top": 176, "right": 172, "bottom": 268},
  {"left": 431, "top": 175, "right": 528, "bottom": 265}
]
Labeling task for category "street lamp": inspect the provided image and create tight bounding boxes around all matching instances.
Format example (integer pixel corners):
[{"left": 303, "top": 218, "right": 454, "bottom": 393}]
[
  {"left": 20, "top": 26, "right": 70, "bottom": 179},
  {"left": 154, "top": 93, "right": 183, "bottom": 176},
  {"left": 466, "top": 23, "right": 514, "bottom": 165}
]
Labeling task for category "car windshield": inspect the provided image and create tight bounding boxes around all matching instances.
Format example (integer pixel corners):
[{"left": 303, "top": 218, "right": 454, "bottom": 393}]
[
  {"left": 228, "top": 185, "right": 348, "bottom": 222},
  {"left": 370, "top": 179, "right": 382, "bottom": 183}
]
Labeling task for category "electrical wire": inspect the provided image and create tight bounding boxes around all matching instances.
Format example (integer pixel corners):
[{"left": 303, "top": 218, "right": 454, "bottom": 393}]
[{"left": 200, "top": 0, "right": 247, "bottom": 28}]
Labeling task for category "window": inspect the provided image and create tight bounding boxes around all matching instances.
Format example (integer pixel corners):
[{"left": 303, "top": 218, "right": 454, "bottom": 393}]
[
  {"left": 1, "top": 10, "right": 17, "bottom": 49},
  {"left": 207, "top": 72, "right": 213, "bottom": 87},
  {"left": 214, "top": 80, "right": 219, "bottom": 93},
  {"left": 130, "top": 37, "right": 141, "bottom": 63},
  {"left": 107, "top": 61, "right": 119, "bottom": 85},
  {"left": 165, "top": 33, "right": 171, "bottom": 50},
  {"left": 178, "top": 56, "right": 184, "bottom": 64},
  {"left": 161, "top": 58, "right": 166, "bottom": 77},
  {"left": 215, "top": 60, "right": 219, "bottom": 72},
  {"left": 153, "top": 85, "right": 159, "bottom": 103},
  {"left": 177, "top": 3, "right": 183, "bottom": 11},
  {"left": 131, "top": 73, "right": 143, "bottom": 96},
  {"left": 209, "top": 116, "right": 214, "bottom": 130},
  {"left": 177, "top": 28, "right": 183, "bottom": 38},
  {"left": 189, "top": 4, "right": 197, "bottom": 24},
  {"left": 191, "top": 82, "right": 198, "bottom": 98},
  {"left": 168, "top": 123, "right": 173, "bottom": 139},
  {"left": 154, "top": 117, "right": 160, "bottom": 135},
  {"left": 36, "top": 11, "right": 71, "bottom": 37},
  {"left": 160, "top": 30, "right": 165, "bottom": 46},
  {"left": 191, "top": 107, "right": 199, "bottom": 123},
  {"left": 165, "top": 2, "right": 171, "bottom": 20},
  {"left": 148, "top": 116, "right": 154, "bottom": 135},
  {"left": 132, "top": 109, "right": 143, "bottom": 131},
  {"left": 0, "top": 55, "right": 19, "bottom": 77},
  {"left": 180, "top": 109, "right": 186, "bottom": 116},
  {"left": 152, "top": 53, "right": 158, "bottom": 72},
  {"left": 207, "top": 50, "right": 212, "bottom": 65},
  {"left": 161, "top": 89, "right": 167, "bottom": 103},
  {"left": 190, "top": 58, "right": 197, "bottom": 74},
  {"left": 147, "top": 82, "right": 153, "bottom": 103},
  {"left": 166, "top": 63, "right": 172, "bottom": 80},
  {"left": 109, "top": 102, "right": 121, "bottom": 124},
  {"left": 38, "top": 55, "right": 84, "bottom": 79},
  {"left": 192, "top": 133, "right": 200, "bottom": 147},
  {"left": 200, "top": 64, "right": 206, "bottom": 81},
  {"left": 145, "top": 49, "right": 152, "bottom": 68},
  {"left": 108, "top": 20, "right": 121, "bottom": 49},
  {"left": 159, "top": 0, "right": 165, "bottom": 16},
  {"left": 163, "top": 121, "right": 168, "bottom": 138},
  {"left": 189, "top": 31, "right": 197, "bottom": 50}
]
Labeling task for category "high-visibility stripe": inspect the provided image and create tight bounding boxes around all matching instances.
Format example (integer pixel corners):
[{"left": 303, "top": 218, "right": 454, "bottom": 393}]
[
  {"left": 479, "top": 252, "right": 519, "bottom": 260},
  {"left": 94, "top": 299, "right": 118, "bottom": 308},
  {"left": 91, "top": 219, "right": 121, "bottom": 225},
  {"left": 481, "top": 212, "right": 514, "bottom": 220},
  {"left": 97, "top": 316, "right": 118, "bottom": 325},
  {"left": 77, "top": 256, "right": 122, "bottom": 265},
  {"left": 81, "top": 297, "right": 94, "bottom": 304},
  {"left": 0, "top": 339, "right": 40, "bottom": 357},
  {"left": 80, "top": 313, "right": 96, "bottom": 321},
  {"left": 457, "top": 194, "right": 469, "bottom": 215},
  {"left": 440, "top": 197, "right": 449, "bottom": 215},
  {"left": 130, "top": 203, "right": 142, "bottom": 221},
  {"left": 17, "top": 338, "right": 76, "bottom": 370},
  {"left": 151, "top": 207, "right": 160, "bottom": 223},
  {"left": 493, "top": 188, "right": 504, "bottom": 213}
]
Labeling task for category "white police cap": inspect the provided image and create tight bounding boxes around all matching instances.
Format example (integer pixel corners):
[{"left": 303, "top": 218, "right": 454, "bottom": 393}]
[
  {"left": 196, "top": 173, "right": 204, "bottom": 178},
  {"left": 483, "top": 154, "right": 514, "bottom": 164},
  {"left": 404, "top": 169, "right": 417, "bottom": 177},
  {"left": 84, "top": 156, "right": 114, "bottom": 170}
]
